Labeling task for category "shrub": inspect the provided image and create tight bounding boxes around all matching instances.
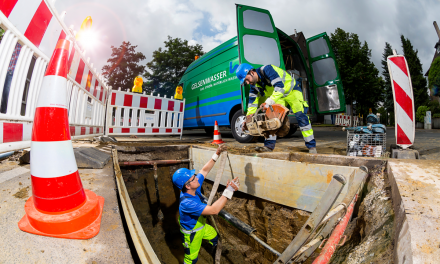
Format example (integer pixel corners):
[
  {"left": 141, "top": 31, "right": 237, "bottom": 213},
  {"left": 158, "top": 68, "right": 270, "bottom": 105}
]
[
  {"left": 416, "top": 106, "right": 428, "bottom": 123},
  {"left": 433, "top": 113, "right": 440, "bottom": 118}
]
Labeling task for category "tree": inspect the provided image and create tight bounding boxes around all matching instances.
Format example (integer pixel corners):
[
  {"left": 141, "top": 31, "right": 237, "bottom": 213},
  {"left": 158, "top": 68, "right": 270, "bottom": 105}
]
[
  {"left": 381, "top": 43, "right": 395, "bottom": 114},
  {"left": 329, "top": 28, "right": 383, "bottom": 121},
  {"left": 102, "top": 41, "right": 145, "bottom": 90},
  {"left": 144, "top": 36, "right": 204, "bottom": 97},
  {"left": 428, "top": 56, "right": 440, "bottom": 97},
  {"left": 0, "top": 28, "right": 5, "bottom": 43},
  {"left": 400, "top": 35, "right": 429, "bottom": 111}
]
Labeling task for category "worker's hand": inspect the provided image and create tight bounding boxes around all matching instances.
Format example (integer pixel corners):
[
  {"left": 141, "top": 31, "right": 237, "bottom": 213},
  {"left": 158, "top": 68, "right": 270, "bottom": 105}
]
[
  {"left": 242, "top": 121, "right": 248, "bottom": 131},
  {"left": 261, "top": 103, "right": 268, "bottom": 110},
  {"left": 215, "top": 144, "right": 227, "bottom": 155},
  {"left": 223, "top": 178, "right": 240, "bottom": 199},
  {"left": 227, "top": 178, "right": 240, "bottom": 191}
]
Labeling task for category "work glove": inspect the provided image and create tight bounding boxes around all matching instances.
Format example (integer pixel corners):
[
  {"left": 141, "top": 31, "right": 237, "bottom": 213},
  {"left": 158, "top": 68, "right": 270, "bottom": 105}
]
[
  {"left": 222, "top": 178, "right": 240, "bottom": 199},
  {"left": 242, "top": 116, "right": 251, "bottom": 131},
  {"left": 212, "top": 144, "right": 227, "bottom": 161}
]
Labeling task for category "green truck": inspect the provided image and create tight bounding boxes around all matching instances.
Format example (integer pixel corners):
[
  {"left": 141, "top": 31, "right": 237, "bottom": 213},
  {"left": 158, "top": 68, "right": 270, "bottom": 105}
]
[{"left": 178, "top": 4, "right": 345, "bottom": 143}]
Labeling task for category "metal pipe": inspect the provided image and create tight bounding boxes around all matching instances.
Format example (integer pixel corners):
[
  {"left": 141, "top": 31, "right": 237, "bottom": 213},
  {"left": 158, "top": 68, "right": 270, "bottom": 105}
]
[
  {"left": 119, "top": 159, "right": 191, "bottom": 166},
  {"left": 199, "top": 194, "right": 281, "bottom": 256},
  {"left": 312, "top": 195, "right": 358, "bottom": 264},
  {"left": 153, "top": 164, "right": 164, "bottom": 220},
  {"left": 0, "top": 151, "right": 14, "bottom": 160},
  {"left": 251, "top": 233, "right": 281, "bottom": 256}
]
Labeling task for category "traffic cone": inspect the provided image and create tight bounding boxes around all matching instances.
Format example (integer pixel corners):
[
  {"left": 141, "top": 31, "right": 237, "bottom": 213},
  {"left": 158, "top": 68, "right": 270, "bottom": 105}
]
[
  {"left": 18, "top": 36, "right": 104, "bottom": 239},
  {"left": 211, "top": 120, "right": 225, "bottom": 144}
]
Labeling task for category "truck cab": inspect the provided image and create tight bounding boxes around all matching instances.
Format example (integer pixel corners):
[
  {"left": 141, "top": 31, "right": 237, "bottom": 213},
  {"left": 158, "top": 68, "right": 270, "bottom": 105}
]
[{"left": 178, "top": 4, "right": 345, "bottom": 142}]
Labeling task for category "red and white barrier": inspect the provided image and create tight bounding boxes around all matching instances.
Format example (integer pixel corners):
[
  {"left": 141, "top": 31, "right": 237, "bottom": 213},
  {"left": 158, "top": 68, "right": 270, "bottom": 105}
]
[
  {"left": 106, "top": 89, "right": 185, "bottom": 138},
  {"left": 334, "top": 115, "right": 359, "bottom": 127},
  {"left": 0, "top": 0, "right": 108, "bottom": 153},
  {"left": 387, "top": 55, "right": 415, "bottom": 149}
]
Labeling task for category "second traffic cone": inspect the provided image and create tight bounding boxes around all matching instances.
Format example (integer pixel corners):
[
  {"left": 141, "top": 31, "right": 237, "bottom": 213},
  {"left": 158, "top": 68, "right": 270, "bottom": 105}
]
[
  {"left": 211, "top": 120, "right": 225, "bottom": 144},
  {"left": 18, "top": 35, "right": 104, "bottom": 239}
]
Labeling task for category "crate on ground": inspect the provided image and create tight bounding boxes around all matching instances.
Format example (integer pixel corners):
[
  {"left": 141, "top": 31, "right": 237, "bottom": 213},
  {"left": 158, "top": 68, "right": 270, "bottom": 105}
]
[{"left": 346, "top": 131, "right": 386, "bottom": 157}]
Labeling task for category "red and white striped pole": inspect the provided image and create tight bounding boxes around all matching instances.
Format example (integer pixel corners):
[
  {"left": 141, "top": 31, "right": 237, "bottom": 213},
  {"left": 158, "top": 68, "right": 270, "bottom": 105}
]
[
  {"left": 211, "top": 120, "right": 225, "bottom": 144},
  {"left": 18, "top": 35, "right": 104, "bottom": 239},
  {"left": 387, "top": 54, "right": 415, "bottom": 149}
]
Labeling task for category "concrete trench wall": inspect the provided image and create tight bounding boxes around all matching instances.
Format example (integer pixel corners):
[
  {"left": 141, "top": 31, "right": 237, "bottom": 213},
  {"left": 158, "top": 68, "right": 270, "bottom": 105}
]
[{"left": 114, "top": 144, "right": 399, "bottom": 263}]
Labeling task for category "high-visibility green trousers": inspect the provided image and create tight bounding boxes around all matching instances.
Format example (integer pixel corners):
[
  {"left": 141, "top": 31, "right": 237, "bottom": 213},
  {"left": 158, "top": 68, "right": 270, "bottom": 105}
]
[{"left": 180, "top": 216, "right": 218, "bottom": 264}]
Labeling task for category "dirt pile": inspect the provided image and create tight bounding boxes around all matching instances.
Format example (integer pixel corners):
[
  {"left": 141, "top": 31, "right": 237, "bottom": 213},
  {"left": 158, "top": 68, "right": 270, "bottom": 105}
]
[
  {"left": 203, "top": 183, "right": 311, "bottom": 263},
  {"left": 331, "top": 161, "right": 394, "bottom": 263}
]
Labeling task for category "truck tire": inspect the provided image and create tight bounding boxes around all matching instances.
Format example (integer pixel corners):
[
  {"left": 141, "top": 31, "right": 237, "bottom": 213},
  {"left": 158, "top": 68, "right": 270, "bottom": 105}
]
[
  {"left": 231, "top": 110, "right": 256, "bottom": 143},
  {"left": 204, "top": 127, "right": 214, "bottom": 137},
  {"left": 283, "top": 124, "right": 298, "bottom": 138}
]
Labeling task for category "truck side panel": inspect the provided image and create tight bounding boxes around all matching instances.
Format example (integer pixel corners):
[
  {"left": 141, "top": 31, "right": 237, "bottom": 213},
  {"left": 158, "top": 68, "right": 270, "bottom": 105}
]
[{"left": 183, "top": 38, "right": 241, "bottom": 128}]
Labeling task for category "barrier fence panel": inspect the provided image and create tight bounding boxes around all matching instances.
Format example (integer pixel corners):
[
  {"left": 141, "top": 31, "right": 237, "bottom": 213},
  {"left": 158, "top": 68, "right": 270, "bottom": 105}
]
[
  {"left": 106, "top": 90, "right": 185, "bottom": 139},
  {"left": 0, "top": 0, "right": 109, "bottom": 153}
]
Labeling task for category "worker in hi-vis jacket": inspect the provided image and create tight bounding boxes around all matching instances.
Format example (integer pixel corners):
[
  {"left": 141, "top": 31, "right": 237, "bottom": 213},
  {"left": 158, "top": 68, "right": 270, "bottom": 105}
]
[
  {"left": 172, "top": 144, "right": 240, "bottom": 264},
  {"left": 236, "top": 63, "right": 317, "bottom": 153}
]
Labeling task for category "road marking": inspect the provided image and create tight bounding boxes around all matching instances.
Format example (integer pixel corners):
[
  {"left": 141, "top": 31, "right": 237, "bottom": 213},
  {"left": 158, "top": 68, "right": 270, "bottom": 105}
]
[{"left": 0, "top": 167, "right": 30, "bottom": 184}]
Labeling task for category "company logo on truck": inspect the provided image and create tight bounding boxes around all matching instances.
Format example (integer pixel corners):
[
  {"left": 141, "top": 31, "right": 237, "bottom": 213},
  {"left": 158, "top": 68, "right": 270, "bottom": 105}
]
[{"left": 191, "top": 70, "right": 227, "bottom": 90}]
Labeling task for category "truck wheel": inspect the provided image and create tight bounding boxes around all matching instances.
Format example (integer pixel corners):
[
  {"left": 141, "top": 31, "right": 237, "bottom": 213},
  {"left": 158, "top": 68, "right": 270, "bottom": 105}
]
[
  {"left": 285, "top": 125, "right": 298, "bottom": 138},
  {"left": 231, "top": 110, "right": 256, "bottom": 143},
  {"left": 204, "top": 127, "right": 214, "bottom": 137}
]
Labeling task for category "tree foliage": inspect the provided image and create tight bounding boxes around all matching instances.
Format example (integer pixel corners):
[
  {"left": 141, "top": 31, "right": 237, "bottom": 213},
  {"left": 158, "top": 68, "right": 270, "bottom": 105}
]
[
  {"left": 0, "top": 28, "right": 5, "bottom": 43},
  {"left": 381, "top": 42, "right": 395, "bottom": 113},
  {"left": 428, "top": 56, "right": 440, "bottom": 96},
  {"left": 102, "top": 41, "right": 145, "bottom": 90},
  {"left": 329, "top": 28, "right": 383, "bottom": 116},
  {"left": 416, "top": 105, "right": 428, "bottom": 123},
  {"left": 400, "top": 35, "right": 429, "bottom": 110},
  {"left": 144, "top": 36, "right": 204, "bottom": 97}
]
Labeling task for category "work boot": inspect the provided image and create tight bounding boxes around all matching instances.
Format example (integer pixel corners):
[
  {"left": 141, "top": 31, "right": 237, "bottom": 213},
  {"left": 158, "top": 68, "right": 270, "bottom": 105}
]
[
  {"left": 309, "top": 147, "right": 317, "bottom": 154},
  {"left": 255, "top": 146, "right": 273, "bottom": 152}
]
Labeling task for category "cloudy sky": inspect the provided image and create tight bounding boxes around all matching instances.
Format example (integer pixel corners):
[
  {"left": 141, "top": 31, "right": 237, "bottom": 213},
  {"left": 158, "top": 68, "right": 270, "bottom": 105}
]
[{"left": 55, "top": 0, "right": 440, "bottom": 78}]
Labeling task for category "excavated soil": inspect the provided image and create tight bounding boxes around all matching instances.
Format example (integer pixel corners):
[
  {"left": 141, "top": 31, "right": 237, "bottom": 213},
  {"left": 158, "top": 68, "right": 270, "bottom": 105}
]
[
  {"left": 331, "top": 161, "right": 395, "bottom": 264},
  {"left": 118, "top": 144, "right": 394, "bottom": 264}
]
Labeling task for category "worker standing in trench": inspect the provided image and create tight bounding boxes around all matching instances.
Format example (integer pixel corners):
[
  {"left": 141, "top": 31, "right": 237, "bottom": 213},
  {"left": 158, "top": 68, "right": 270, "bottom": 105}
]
[
  {"left": 172, "top": 145, "right": 240, "bottom": 264},
  {"left": 236, "top": 63, "right": 317, "bottom": 153}
]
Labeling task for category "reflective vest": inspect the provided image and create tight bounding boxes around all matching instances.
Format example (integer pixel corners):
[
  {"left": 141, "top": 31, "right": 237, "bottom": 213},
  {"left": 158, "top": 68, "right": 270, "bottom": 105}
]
[{"left": 247, "top": 64, "right": 308, "bottom": 115}]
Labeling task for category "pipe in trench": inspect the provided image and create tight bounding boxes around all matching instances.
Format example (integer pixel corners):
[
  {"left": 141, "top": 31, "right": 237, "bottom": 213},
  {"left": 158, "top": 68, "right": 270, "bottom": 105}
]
[
  {"left": 119, "top": 158, "right": 281, "bottom": 256},
  {"left": 0, "top": 151, "right": 15, "bottom": 160},
  {"left": 312, "top": 194, "right": 358, "bottom": 264},
  {"left": 199, "top": 194, "right": 281, "bottom": 256},
  {"left": 119, "top": 159, "right": 191, "bottom": 166}
]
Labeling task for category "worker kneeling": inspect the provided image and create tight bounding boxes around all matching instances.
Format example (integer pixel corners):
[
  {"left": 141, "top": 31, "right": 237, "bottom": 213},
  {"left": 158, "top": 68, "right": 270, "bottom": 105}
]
[
  {"left": 236, "top": 63, "right": 317, "bottom": 153},
  {"left": 172, "top": 145, "right": 239, "bottom": 264}
]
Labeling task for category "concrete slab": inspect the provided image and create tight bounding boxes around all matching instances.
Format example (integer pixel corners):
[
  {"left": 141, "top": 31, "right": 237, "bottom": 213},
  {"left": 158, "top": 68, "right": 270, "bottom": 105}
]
[
  {"left": 74, "top": 147, "right": 111, "bottom": 169},
  {"left": 387, "top": 159, "right": 440, "bottom": 264},
  {"left": 391, "top": 149, "right": 420, "bottom": 159},
  {"left": 0, "top": 161, "right": 134, "bottom": 263}
]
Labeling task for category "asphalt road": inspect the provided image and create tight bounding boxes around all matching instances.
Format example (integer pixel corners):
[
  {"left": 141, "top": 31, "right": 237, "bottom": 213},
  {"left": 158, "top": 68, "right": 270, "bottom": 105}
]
[{"left": 179, "top": 126, "right": 440, "bottom": 160}]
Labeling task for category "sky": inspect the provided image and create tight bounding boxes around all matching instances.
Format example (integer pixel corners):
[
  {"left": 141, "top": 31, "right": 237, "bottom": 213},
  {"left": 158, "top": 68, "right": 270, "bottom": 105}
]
[{"left": 55, "top": 0, "right": 440, "bottom": 81}]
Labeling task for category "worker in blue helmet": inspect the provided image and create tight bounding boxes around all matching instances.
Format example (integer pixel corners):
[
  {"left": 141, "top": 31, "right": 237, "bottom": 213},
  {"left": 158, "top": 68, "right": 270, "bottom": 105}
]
[
  {"left": 236, "top": 63, "right": 317, "bottom": 154},
  {"left": 172, "top": 144, "right": 240, "bottom": 264}
]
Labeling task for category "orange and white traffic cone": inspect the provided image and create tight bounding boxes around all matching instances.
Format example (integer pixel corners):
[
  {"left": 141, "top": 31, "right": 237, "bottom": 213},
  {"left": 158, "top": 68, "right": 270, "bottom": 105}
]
[
  {"left": 18, "top": 36, "right": 104, "bottom": 239},
  {"left": 211, "top": 120, "right": 225, "bottom": 144}
]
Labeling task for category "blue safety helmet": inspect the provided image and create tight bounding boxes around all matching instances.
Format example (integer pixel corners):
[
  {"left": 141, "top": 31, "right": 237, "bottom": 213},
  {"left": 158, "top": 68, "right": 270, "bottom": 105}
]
[
  {"left": 236, "top": 63, "right": 254, "bottom": 85},
  {"left": 172, "top": 168, "right": 196, "bottom": 190}
]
